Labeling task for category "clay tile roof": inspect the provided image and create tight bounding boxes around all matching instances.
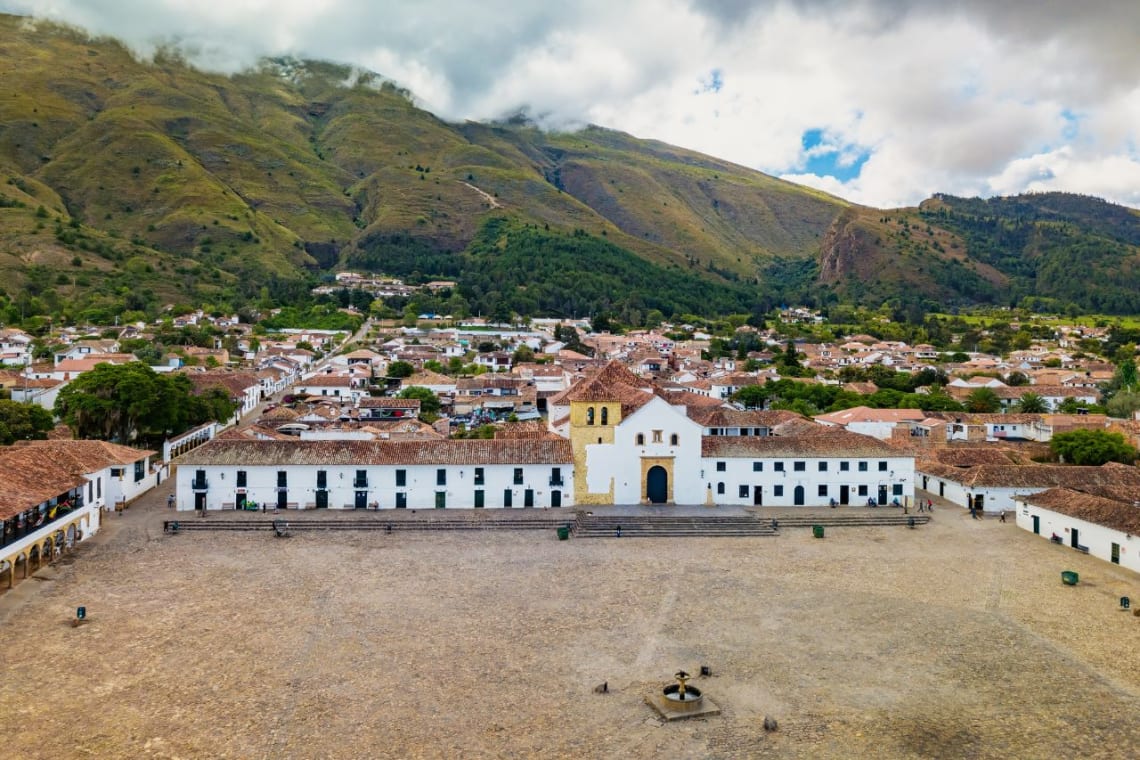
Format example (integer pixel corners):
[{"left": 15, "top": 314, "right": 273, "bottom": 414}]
[
  {"left": 176, "top": 438, "right": 573, "bottom": 466},
  {"left": 494, "top": 421, "right": 562, "bottom": 440},
  {"left": 563, "top": 360, "right": 648, "bottom": 402},
  {"left": 0, "top": 440, "right": 154, "bottom": 519},
  {"left": 920, "top": 448, "right": 1023, "bottom": 468},
  {"left": 960, "top": 463, "right": 1140, "bottom": 490},
  {"left": 1019, "top": 488, "right": 1140, "bottom": 534},
  {"left": 701, "top": 429, "right": 900, "bottom": 458}
]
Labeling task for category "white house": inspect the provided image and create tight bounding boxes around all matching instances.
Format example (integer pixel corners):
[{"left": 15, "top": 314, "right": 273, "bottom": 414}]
[
  {"left": 1015, "top": 487, "right": 1140, "bottom": 574},
  {"left": 916, "top": 458, "right": 1140, "bottom": 515},
  {"left": 0, "top": 440, "right": 157, "bottom": 589},
  {"left": 814, "top": 406, "right": 928, "bottom": 440},
  {"left": 700, "top": 432, "right": 915, "bottom": 507},
  {"left": 175, "top": 439, "right": 574, "bottom": 510}
]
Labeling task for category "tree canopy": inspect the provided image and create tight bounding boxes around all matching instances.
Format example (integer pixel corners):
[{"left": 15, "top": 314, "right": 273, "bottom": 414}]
[
  {"left": 54, "top": 362, "right": 236, "bottom": 444},
  {"left": 1050, "top": 429, "right": 1138, "bottom": 466},
  {"left": 397, "top": 385, "right": 441, "bottom": 416},
  {"left": 0, "top": 400, "right": 54, "bottom": 445}
]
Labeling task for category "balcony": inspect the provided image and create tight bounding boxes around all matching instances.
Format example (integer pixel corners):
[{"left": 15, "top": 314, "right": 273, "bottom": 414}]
[
  {"left": 549, "top": 477, "right": 565, "bottom": 487},
  {"left": 191, "top": 478, "right": 209, "bottom": 491},
  {"left": 352, "top": 477, "right": 369, "bottom": 488}
]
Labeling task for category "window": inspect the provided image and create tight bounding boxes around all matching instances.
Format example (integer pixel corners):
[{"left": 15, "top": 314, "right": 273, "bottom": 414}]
[
  {"left": 739, "top": 485, "right": 749, "bottom": 498},
  {"left": 236, "top": 470, "right": 247, "bottom": 488},
  {"left": 436, "top": 469, "right": 447, "bottom": 486},
  {"left": 893, "top": 483, "right": 903, "bottom": 496},
  {"left": 670, "top": 433, "right": 678, "bottom": 445},
  {"left": 793, "top": 461, "right": 806, "bottom": 472},
  {"left": 601, "top": 407, "right": 609, "bottom": 425},
  {"left": 111, "top": 467, "right": 123, "bottom": 478},
  {"left": 818, "top": 484, "right": 829, "bottom": 497},
  {"left": 840, "top": 461, "right": 850, "bottom": 472},
  {"left": 652, "top": 430, "right": 663, "bottom": 443},
  {"left": 878, "top": 461, "right": 888, "bottom": 472},
  {"left": 716, "top": 461, "right": 726, "bottom": 472},
  {"left": 355, "top": 469, "right": 368, "bottom": 487},
  {"left": 773, "top": 485, "right": 784, "bottom": 497},
  {"left": 97, "top": 477, "right": 101, "bottom": 499},
  {"left": 316, "top": 470, "right": 326, "bottom": 489},
  {"left": 474, "top": 467, "right": 485, "bottom": 485},
  {"left": 858, "top": 461, "right": 868, "bottom": 472},
  {"left": 513, "top": 468, "right": 524, "bottom": 485},
  {"left": 276, "top": 470, "right": 287, "bottom": 487},
  {"left": 717, "top": 482, "right": 725, "bottom": 494},
  {"left": 396, "top": 469, "right": 406, "bottom": 487},
  {"left": 818, "top": 462, "right": 828, "bottom": 472},
  {"left": 636, "top": 433, "right": 645, "bottom": 445},
  {"left": 752, "top": 462, "right": 762, "bottom": 472},
  {"left": 586, "top": 406, "right": 595, "bottom": 425},
  {"left": 858, "top": 485, "right": 868, "bottom": 496},
  {"left": 550, "top": 467, "right": 563, "bottom": 486},
  {"left": 775, "top": 462, "right": 785, "bottom": 472},
  {"left": 134, "top": 460, "right": 145, "bottom": 483}
]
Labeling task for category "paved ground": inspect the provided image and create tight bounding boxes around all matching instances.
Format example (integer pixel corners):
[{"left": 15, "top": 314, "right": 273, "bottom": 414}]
[{"left": 3, "top": 487, "right": 1140, "bottom": 759}]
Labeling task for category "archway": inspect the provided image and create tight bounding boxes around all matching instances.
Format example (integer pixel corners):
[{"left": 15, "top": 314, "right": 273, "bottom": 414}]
[
  {"left": 793, "top": 485, "right": 805, "bottom": 506},
  {"left": 646, "top": 466, "right": 668, "bottom": 504}
]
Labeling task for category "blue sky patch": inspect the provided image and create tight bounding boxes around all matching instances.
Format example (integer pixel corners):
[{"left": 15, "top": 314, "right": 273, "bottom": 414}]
[{"left": 799, "top": 128, "right": 870, "bottom": 181}]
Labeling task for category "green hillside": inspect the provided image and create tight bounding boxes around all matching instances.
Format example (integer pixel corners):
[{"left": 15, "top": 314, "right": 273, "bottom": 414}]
[{"left": 0, "top": 14, "right": 1138, "bottom": 324}]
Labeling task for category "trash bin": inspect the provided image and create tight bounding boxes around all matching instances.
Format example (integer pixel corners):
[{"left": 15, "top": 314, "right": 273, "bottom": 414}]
[
  {"left": 557, "top": 526, "right": 570, "bottom": 541},
  {"left": 1061, "top": 570, "right": 1079, "bottom": 586},
  {"left": 812, "top": 525, "right": 825, "bottom": 539},
  {"left": 1121, "top": 596, "right": 1131, "bottom": 610}
]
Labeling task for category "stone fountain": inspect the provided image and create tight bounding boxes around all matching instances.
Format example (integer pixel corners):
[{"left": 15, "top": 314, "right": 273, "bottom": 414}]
[{"left": 647, "top": 669, "right": 720, "bottom": 721}]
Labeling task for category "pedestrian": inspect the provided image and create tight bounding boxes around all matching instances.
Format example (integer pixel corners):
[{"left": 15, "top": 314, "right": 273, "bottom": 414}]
[
  {"left": 999, "top": 511, "right": 1007, "bottom": 523},
  {"left": 167, "top": 494, "right": 174, "bottom": 509},
  {"left": 928, "top": 499, "right": 933, "bottom": 512},
  {"left": 917, "top": 500, "right": 925, "bottom": 513}
]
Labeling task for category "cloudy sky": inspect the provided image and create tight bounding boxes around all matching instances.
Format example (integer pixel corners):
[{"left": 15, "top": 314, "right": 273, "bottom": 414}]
[{"left": 4, "top": 0, "right": 1140, "bottom": 209}]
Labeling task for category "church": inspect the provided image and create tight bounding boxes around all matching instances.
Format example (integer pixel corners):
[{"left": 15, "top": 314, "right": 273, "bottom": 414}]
[{"left": 175, "top": 362, "right": 914, "bottom": 510}]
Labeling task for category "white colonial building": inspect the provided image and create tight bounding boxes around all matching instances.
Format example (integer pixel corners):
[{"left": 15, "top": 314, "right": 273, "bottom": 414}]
[
  {"left": 1015, "top": 487, "right": 1140, "bottom": 574},
  {"left": 175, "top": 361, "right": 919, "bottom": 511},
  {"left": 175, "top": 439, "right": 573, "bottom": 510}
]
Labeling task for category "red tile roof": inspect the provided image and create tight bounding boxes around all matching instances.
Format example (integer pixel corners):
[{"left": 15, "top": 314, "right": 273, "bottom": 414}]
[{"left": 176, "top": 438, "right": 572, "bottom": 466}]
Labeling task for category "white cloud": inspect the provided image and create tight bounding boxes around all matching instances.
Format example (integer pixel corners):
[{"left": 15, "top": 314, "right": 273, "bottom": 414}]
[{"left": 1, "top": 0, "right": 1139, "bottom": 209}]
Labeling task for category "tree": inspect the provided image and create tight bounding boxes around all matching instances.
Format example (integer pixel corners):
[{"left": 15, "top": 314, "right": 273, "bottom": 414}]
[
  {"left": 965, "top": 387, "right": 1001, "bottom": 413},
  {"left": 1005, "top": 371, "right": 1031, "bottom": 387},
  {"left": 511, "top": 344, "right": 535, "bottom": 364},
  {"left": 53, "top": 362, "right": 231, "bottom": 444},
  {"left": 397, "top": 386, "right": 441, "bottom": 416},
  {"left": 1015, "top": 392, "right": 1048, "bottom": 413},
  {"left": 0, "top": 400, "right": 54, "bottom": 445},
  {"left": 1106, "top": 390, "right": 1140, "bottom": 419},
  {"left": 1050, "top": 429, "right": 1137, "bottom": 466},
  {"left": 731, "top": 384, "right": 771, "bottom": 409},
  {"left": 388, "top": 361, "right": 415, "bottom": 378}
]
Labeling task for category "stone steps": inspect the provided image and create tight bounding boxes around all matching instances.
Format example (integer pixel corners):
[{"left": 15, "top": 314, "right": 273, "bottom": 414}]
[
  {"left": 573, "top": 515, "right": 776, "bottom": 538},
  {"left": 164, "top": 518, "right": 571, "bottom": 533}
]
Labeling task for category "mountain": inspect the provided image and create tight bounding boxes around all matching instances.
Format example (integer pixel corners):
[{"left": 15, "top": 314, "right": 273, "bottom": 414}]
[{"left": 1, "top": 14, "right": 1139, "bottom": 324}]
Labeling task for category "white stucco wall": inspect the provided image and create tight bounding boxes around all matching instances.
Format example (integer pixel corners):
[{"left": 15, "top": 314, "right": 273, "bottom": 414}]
[
  {"left": 1016, "top": 504, "right": 1140, "bottom": 574},
  {"left": 703, "top": 455, "right": 915, "bottom": 507},
  {"left": 176, "top": 461, "right": 573, "bottom": 510}
]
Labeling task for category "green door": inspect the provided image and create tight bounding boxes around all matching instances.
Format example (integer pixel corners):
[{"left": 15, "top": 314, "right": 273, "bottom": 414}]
[
  {"left": 435, "top": 491, "right": 446, "bottom": 509},
  {"left": 503, "top": 489, "right": 513, "bottom": 508},
  {"left": 1112, "top": 543, "right": 1120, "bottom": 564},
  {"left": 474, "top": 489, "right": 485, "bottom": 509},
  {"left": 551, "top": 490, "right": 562, "bottom": 508},
  {"left": 315, "top": 490, "right": 329, "bottom": 509},
  {"left": 524, "top": 489, "right": 534, "bottom": 507},
  {"left": 646, "top": 466, "right": 668, "bottom": 504}
]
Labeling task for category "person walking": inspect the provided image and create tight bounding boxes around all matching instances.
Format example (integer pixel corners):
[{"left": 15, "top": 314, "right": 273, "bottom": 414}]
[{"left": 999, "top": 511, "right": 1007, "bottom": 523}]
